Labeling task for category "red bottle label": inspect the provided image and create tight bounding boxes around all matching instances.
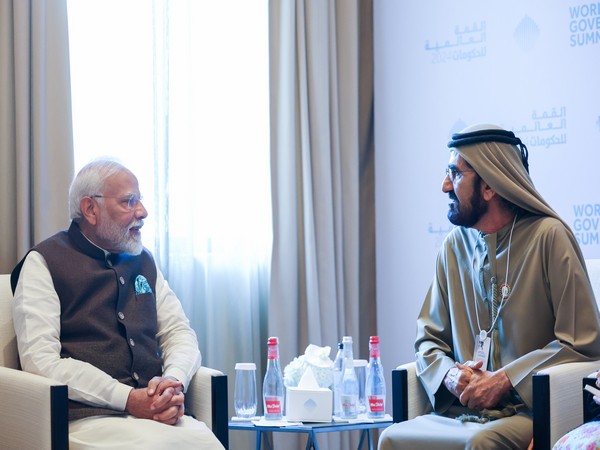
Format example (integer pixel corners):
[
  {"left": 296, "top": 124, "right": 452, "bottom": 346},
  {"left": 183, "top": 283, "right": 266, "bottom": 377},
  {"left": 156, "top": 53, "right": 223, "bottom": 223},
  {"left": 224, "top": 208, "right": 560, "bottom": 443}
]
[
  {"left": 368, "top": 396, "right": 385, "bottom": 412},
  {"left": 265, "top": 397, "right": 282, "bottom": 414}
]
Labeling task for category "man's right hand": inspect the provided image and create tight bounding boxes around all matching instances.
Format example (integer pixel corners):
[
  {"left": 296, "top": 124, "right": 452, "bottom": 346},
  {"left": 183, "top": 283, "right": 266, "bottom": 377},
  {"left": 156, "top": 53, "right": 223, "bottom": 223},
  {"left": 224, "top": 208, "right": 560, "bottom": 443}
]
[{"left": 443, "top": 360, "right": 483, "bottom": 398}]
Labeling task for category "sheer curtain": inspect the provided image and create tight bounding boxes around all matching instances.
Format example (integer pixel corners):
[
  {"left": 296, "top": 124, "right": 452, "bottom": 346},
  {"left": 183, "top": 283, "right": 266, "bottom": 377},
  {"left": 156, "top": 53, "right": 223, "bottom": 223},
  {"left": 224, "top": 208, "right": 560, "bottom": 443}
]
[
  {"left": 153, "top": 0, "right": 271, "bottom": 402},
  {"left": 68, "top": 0, "right": 271, "bottom": 426}
]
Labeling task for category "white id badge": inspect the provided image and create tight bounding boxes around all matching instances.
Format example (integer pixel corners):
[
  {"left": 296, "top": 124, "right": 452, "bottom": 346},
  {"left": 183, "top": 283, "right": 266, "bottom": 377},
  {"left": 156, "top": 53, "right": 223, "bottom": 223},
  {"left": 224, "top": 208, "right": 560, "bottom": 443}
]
[{"left": 473, "top": 335, "right": 490, "bottom": 369}]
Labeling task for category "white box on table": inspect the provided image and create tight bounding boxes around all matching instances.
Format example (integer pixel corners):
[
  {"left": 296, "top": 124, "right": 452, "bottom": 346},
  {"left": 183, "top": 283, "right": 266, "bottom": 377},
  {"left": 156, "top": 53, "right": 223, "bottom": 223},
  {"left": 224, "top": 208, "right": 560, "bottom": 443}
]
[{"left": 286, "top": 386, "right": 332, "bottom": 423}]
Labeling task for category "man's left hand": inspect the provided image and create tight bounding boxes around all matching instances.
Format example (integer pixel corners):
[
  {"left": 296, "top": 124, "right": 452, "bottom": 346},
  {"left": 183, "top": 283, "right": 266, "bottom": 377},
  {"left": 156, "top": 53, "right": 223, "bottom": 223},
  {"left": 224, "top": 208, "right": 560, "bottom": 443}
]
[
  {"left": 147, "top": 376, "right": 185, "bottom": 425},
  {"left": 148, "top": 376, "right": 183, "bottom": 397},
  {"left": 458, "top": 367, "right": 512, "bottom": 410}
]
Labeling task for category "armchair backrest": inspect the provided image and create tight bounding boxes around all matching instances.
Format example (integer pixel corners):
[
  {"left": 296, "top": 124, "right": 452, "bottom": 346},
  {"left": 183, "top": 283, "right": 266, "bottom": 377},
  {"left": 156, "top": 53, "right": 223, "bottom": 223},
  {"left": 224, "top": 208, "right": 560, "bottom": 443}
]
[
  {"left": 0, "top": 274, "right": 19, "bottom": 369},
  {"left": 586, "top": 258, "right": 600, "bottom": 305}
]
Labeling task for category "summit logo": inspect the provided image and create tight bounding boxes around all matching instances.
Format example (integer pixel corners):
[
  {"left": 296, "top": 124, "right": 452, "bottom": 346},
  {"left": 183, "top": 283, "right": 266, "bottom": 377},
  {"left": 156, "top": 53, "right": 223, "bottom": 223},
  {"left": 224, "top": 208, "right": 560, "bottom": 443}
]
[
  {"left": 569, "top": 2, "right": 600, "bottom": 46},
  {"left": 514, "top": 15, "right": 540, "bottom": 52}
]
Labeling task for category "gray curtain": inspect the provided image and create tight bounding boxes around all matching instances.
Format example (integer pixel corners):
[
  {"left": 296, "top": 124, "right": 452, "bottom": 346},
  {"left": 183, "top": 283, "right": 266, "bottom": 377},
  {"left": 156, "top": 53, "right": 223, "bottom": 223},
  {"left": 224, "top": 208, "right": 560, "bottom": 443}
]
[
  {"left": 0, "top": 0, "right": 73, "bottom": 273},
  {"left": 268, "top": 0, "right": 375, "bottom": 447}
]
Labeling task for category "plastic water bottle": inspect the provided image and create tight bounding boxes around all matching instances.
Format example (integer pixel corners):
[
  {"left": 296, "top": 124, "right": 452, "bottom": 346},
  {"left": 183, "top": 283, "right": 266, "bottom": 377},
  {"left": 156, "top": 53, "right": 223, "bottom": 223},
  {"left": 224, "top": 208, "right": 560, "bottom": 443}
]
[
  {"left": 340, "top": 336, "right": 358, "bottom": 419},
  {"left": 263, "top": 336, "right": 284, "bottom": 420},
  {"left": 365, "top": 335, "right": 386, "bottom": 418},
  {"left": 332, "top": 342, "right": 344, "bottom": 416}
]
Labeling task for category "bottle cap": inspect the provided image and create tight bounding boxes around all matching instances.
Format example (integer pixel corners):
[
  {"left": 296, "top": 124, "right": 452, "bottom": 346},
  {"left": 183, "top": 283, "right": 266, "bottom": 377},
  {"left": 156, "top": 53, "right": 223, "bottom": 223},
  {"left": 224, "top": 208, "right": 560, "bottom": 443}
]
[
  {"left": 342, "top": 336, "right": 353, "bottom": 343},
  {"left": 235, "top": 363, "right": 256, "bottom": 370},
  {"left": 369, "top": 336, "right": 380, "bottom": 344},
  {"left": 267, "top": 337, "right": 279, "bottom": 345}
]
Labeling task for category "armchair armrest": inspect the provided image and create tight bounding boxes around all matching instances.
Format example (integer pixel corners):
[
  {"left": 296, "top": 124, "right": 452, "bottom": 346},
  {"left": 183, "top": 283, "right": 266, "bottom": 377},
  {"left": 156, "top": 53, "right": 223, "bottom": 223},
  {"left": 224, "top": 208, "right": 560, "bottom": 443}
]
[
  {"left": 0, "top": 366, "right": 68, "bottom": 450},
  {"left": 392, "top": 361, "right": 432, "bottom": 422},
  {"left": 533, "top": 361, "right": 600, "bottom": 449},
  {"left": 185, "top": 366, "right": 228, "bottom": 449}
]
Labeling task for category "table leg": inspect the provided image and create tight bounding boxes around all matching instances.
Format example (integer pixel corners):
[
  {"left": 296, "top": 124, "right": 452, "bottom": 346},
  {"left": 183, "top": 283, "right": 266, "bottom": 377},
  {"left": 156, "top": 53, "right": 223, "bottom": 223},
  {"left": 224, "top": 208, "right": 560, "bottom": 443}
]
[
  {"left": 357, "top": 429, "right": 374, "bottom": 450},
  {"left": 265, "top": 431, "right": 274, "bottom": 450},
  {"left": 358, "top": 429, "right": 367, "bottom": 449},
  {"left": 305, "top": 430, "right": 319, "bottom": 450},
  {"left": 256, "top": 430, "right": 274, "bottom": 450}
]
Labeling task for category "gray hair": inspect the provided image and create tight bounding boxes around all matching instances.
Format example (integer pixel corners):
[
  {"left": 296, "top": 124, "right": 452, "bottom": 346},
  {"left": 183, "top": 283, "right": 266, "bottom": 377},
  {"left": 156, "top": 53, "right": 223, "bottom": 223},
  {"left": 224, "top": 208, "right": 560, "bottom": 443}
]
[{"left": 69, "top": 159, "right": 130, "bottom": 221}]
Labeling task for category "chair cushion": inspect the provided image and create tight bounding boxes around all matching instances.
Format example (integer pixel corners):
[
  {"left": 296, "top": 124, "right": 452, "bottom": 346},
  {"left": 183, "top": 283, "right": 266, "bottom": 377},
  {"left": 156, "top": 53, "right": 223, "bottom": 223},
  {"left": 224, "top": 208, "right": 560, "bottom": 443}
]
[{"left": 552, "top": 421, "right": 600, "bottom": 449}]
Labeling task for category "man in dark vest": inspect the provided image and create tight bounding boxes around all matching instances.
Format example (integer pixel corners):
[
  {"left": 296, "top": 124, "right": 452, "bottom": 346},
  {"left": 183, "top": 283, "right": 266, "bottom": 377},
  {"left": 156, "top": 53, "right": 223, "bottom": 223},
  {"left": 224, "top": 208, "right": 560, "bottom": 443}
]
[{"left": 11, "top": 159, "right": 224, "bottom": 449}]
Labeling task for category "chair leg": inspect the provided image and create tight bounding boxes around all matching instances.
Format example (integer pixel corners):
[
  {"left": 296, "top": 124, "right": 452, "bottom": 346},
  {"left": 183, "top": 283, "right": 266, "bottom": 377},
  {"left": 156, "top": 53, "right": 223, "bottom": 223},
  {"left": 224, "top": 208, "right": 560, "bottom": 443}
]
[
  {"left": 211, "top": 374, "right": 229, "bottom": 449},
  {"left": 392, "top": 369, "right": 408, "bottom": 423},
  {"left": 532, "top": 373, "right": 550, "bottom": 450},
  {"left": 583, "top": 377, "right": 597, "bottom": 424},
  {"left": 50, "top": 385, "right": 69, "bottom": 450}
]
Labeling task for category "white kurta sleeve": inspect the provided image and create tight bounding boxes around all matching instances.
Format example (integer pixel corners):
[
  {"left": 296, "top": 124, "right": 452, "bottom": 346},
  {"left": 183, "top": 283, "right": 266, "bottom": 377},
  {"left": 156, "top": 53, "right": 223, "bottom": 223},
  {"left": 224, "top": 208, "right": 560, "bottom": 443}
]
[{"left": 154, "top": 265, "right": 201, "bottom": 390}]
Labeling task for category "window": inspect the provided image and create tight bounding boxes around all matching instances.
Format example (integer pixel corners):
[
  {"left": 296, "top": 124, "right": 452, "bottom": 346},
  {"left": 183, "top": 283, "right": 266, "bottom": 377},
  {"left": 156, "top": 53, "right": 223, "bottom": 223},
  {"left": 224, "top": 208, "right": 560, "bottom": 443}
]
[
  {"left": 68, "top": 0, "right": 271, "bottom": 370},
  {"left": 68, "top": 0, "right": 271, "bottom": 257}
]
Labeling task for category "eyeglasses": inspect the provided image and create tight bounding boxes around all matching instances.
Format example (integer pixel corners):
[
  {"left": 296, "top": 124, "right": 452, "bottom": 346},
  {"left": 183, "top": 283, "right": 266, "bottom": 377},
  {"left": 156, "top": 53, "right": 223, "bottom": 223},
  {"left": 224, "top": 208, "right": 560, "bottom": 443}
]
[
  {"left": 445, "top": 166, "right": 474, "bottom": 183},
  {"left": 91, "top": 194, "right": 144, "bottom": 210}
]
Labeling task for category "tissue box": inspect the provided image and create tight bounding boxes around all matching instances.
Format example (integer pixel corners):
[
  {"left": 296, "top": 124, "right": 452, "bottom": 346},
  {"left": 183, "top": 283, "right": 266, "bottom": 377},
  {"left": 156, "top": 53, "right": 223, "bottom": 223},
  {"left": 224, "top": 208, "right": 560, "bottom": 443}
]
[{"left": 286, "top": 386, "right": 333, "bottom": 422}]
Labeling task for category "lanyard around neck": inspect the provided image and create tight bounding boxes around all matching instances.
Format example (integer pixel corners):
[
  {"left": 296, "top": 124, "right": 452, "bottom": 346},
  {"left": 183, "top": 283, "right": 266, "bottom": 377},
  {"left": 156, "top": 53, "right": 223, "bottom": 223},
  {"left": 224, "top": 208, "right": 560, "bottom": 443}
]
[{"left": 472, "top": 213, "right": 518, "bottom": 340}]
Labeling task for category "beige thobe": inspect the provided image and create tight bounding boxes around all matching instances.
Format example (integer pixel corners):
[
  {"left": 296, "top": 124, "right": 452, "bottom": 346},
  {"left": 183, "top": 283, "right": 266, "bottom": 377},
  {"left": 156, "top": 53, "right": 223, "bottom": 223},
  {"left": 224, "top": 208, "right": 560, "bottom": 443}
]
[{"left": 380, "top": 213, "right": 600, "bottom": 450}]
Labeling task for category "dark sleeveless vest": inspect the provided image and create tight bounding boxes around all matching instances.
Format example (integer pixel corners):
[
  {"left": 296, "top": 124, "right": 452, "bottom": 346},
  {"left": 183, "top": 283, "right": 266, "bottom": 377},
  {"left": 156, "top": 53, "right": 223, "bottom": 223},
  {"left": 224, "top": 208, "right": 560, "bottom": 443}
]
[{"left": 11, "top": 221, "right": 163, "bottom": 420}]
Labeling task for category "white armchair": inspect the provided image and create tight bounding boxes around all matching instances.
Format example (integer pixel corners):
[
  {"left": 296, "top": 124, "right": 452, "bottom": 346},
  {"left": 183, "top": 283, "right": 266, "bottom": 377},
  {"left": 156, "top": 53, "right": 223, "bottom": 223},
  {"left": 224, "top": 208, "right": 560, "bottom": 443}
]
[
  {"left": 391, "top": 259, "right": 600, "bottom": 450},
  {"left": 186, "top": 366, "right": 229, "bottom": 448},
  {"left": 391, "top": 360, "right": 599, "bottom": 449},
  {"left": 0, "top": 274, "right": 229, "bottom": 450}
]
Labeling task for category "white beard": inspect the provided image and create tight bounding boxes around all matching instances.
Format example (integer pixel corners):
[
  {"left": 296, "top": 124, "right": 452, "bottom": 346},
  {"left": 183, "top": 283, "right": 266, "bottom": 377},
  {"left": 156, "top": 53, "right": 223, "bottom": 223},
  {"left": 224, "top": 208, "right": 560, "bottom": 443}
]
[{"left": 96, "top": 211, "right": 144, "bottom": 255}]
